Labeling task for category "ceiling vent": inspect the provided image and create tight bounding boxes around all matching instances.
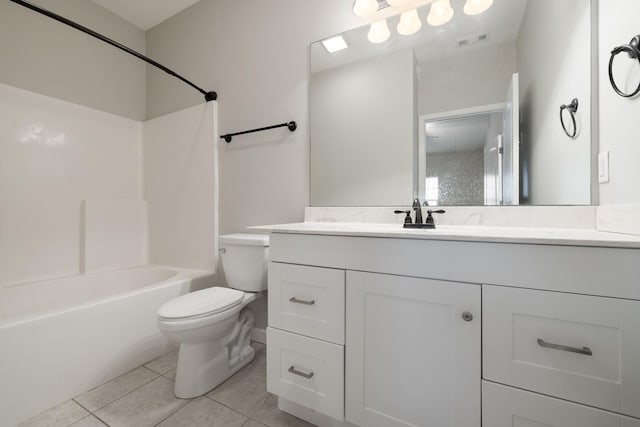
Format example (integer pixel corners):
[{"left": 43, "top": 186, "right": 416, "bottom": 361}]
[{"left": 457, "top": 33, "right": 489, "bottom": 47}]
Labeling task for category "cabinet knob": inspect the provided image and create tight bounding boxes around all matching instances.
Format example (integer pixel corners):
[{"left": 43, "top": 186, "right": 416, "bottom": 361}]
[{"left": 461, "top": 311, "right": 473, "bottom": 322}]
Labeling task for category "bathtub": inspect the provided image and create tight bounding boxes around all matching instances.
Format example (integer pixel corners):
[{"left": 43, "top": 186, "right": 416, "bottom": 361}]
[{"left": 0, "top": 265, "right": 214, "bottom": 426}]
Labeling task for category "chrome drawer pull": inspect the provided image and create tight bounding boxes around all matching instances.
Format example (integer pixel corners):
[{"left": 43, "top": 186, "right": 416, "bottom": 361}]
[
  {"left": 537, "top": 339, "right": 593, "bottom": 356},
  {"left": 288, "top": 366, "right": 314, "bottom": 379},
  {"left": 289, "top": 297, "right": 315, "bottom": 306}
]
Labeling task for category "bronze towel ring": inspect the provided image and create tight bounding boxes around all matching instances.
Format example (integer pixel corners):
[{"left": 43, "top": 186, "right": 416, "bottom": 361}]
[{"left": 609, "top": 35, "right": 640, "bottom": 98}]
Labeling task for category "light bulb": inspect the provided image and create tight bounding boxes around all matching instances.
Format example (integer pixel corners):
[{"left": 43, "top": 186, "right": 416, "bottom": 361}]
[
  {"left": 397, "top": 9, "right": 422, "bottom": 36},
  {"left": 387, "top": 0, "right": 409, "bottom": 6},
  {"left": 427, "top": 0, "right": 454, "bottom": 26},
  {"left": 464, "top": 0, "right": 494, "bottom": 15},
  {"left": 353, "top": 0, "right": 379, "bottom": 17},
  {"left": 368, "top": 19, "right": 390, "bottom": 44}
]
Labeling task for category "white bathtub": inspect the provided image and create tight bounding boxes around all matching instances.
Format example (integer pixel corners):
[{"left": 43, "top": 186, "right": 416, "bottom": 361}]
[{"left": 0, "top": 265, "right": 214, "bottom": 426}]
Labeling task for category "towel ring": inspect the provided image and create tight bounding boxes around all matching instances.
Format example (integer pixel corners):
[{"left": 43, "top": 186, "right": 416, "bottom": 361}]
[
  {"left": 609, "top": 35, "right": 640, "bottom": 98},
  {"left": 559, "top": 98, "right": 579, "bottom": 139}
]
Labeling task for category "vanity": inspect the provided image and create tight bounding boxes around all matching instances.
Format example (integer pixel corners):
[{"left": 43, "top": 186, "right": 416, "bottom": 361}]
[
  {"left": 271, "top": 0, "right": 640, "bottom": 424},
  {"left": 260, "top": 221, "right": 640, "bottom": 427}
]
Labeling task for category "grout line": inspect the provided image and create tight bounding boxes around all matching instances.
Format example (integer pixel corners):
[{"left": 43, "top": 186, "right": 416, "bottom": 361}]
[
  {"left": 204, "top": 394, "right": 268, "bottom": 419},
  {"left": 72, "top": 399, "right": 110, "bottom": 426},
  {"left": 72, "top": 368, "right": 162, "bottom": 414},
  {"left": 152, "top": 397, "right": 195, "bottom": 427},
  {"left": 67, "top": 413, "right": 91, "bottom": 426}
]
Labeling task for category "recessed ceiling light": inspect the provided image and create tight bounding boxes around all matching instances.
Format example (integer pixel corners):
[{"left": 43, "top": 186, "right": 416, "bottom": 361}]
[{"left": 322, "top": 35, "right": 348, "bottom": 53}]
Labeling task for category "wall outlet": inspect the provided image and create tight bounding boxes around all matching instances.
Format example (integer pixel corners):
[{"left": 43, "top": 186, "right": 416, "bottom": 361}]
[{"left": 598, "top": 151, "right": 609, "bottom": 184}]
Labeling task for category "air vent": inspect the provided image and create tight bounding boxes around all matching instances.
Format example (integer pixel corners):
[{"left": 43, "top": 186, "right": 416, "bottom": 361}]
[{"left": 457, "top": 33, "right": 489, "bottom": 47}]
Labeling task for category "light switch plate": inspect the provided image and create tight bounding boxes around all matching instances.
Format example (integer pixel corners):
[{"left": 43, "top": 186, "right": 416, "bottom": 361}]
[{"left": 598, "top": 151, "right": 609, "bottom": 184}]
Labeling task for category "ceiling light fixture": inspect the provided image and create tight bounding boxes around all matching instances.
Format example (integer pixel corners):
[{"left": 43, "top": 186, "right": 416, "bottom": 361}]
[
  {"left": 321, "top": 35, "right": 348, "bottom": 53},
  {"left": 368, "top": 19, "right": 391, "bottom": 43},
  {"left": 463, "top": 0, "right": 494, "bottom": 15},
  {"left": 397, "top": 8, "right": 422, "bottom": 36},
  {"left": 353, "top": 0, "right": 379, "bottom": 17},
  {"left": 427, "top": 0, "right": 454, "bottom": 26},
  {"left": 387, "top": 0, "right": 410, "bottom": 6}
]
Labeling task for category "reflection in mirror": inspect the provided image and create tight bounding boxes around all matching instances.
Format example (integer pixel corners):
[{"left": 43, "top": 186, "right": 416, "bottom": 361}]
[{"left": 310, "top": 0, "right": 594, "bottom": 207}]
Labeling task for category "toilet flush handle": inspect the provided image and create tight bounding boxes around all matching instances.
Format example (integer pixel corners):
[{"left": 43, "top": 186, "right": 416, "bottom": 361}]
[{"left": 218, "top": 248, "right": 226, "bottom": 254}]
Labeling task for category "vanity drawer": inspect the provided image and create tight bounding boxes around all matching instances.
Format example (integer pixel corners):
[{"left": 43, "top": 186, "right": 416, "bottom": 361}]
[
  {"left": 483, "top": 285, "right": 640, "bottom": 418},
  {"left": 483, "top": 381, "right": 640, "bottom": 427},
  {"left": 266, "top": 327, "right": 344, "bottom": 420},
  {"left": 268, "top": 262, "right": 345, "bottom": 344}
]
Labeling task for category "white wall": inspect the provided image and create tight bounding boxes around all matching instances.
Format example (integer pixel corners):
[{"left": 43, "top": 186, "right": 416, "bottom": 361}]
[
  {"left": 598, "top": 0, "right": 640, "bottom": 205},
  {"left": 418, "top": 41, "right": 517, "bottom": 116},
  {"left": 517, "top": 0, "right": 591, "bottom": 205},
  {"left": 310, "top": 49, "right": 416, "bottom": 206},
  {"left": 143, "top": 103, "right": 218, "bottom": 273},
  {"left": 0, "top": 0, "right": 146, "bottom": 121},
  {"left": 145, "top": 0, "right": 362, "bottom": 232},
  {"left": 0, "top": 83, "right": 143, "bottom": 285}
]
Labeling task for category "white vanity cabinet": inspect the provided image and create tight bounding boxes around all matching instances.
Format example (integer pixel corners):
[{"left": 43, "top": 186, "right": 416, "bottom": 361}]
[
  {"left": 345, "top": 271, "right": 480, "bottom": 427},
  {"left": 264, "top": 230, "right": 640, "bottom": 427}
]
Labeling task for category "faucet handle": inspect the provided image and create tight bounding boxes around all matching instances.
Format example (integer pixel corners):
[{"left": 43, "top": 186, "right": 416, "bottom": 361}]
[
  {"left": 394, "top": 210, "right": 413, "bottom": 224},
  {"left": 425, "top": 209, "right": 446, "bottom": 226}
]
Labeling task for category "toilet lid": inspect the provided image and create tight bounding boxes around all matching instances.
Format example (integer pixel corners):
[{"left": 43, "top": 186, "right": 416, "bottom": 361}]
[{"left": 158, "top": 287, "right": 245, "bottom": 320}]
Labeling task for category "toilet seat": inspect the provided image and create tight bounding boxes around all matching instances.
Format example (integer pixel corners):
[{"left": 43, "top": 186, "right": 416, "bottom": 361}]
[{"left": 158, "top": 287, "right": 245, "bottom": 321}]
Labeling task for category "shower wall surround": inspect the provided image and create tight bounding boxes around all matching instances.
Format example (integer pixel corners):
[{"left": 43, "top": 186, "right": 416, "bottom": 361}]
[
  {"left": 143, "top": 102, "right": 219, "bottom": 273},
  {"left": 0, "top": 83, "right": 144, "bottom": 285},
  {"left": 0, "top": 84, "right": 219, "bottom": 286}
]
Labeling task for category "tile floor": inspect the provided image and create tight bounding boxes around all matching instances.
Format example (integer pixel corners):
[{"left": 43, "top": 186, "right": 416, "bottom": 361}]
[{"left": 18, "top": 343, "right": 313, "bottom": 427}]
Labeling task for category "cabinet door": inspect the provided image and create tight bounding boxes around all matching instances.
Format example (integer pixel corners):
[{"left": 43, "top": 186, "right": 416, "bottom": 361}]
[
  {"left": 483, "top": 381, "right": 640, "bottom": 427},
  {"left": 484, "top": 285, "right": 640, "bottom": 418},
  {"left": 345, "top": 271, "right": 480, "bottom": 427}
]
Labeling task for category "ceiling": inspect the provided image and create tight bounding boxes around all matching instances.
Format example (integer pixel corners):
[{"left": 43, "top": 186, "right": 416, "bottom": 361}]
[
  {"left": 89, "top": 0, "right": 201, "bottom": 31},
  {"left": 425, "top": 113, "right": 501, "bottom": 154}
]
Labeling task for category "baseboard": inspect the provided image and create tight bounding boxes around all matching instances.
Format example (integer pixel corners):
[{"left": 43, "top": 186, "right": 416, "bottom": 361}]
[
  {"left": 277, "top": 397, "right": 355, "bottom": 427},
  {"left": 251, "top": 327, "right": 266, "bottom": 345}
]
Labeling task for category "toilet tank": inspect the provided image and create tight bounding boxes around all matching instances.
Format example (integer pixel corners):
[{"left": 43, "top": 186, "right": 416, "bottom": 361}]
[{"left": 219, "top": 233, "right": 269, "bottom": 292}]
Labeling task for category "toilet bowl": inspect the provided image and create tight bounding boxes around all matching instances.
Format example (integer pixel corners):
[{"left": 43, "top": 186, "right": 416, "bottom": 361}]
[{"left": 157, "top": 233, "right": 269, "bottom": 398}]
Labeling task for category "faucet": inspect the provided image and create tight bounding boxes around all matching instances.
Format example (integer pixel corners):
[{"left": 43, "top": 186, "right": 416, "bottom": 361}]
[{"left": 412, "top": 198, "right": 423, "bottom": 224}]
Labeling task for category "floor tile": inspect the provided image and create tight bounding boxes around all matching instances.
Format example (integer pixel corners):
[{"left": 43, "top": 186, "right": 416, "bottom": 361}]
[
  {"left": 144, "top": 350, "right": 179, "bottom": 375},
  {"left": 70, "top": 415, "right": 106, "bottom": 426},
  {"left": 163, "top": 368, "right": 177, "bottom": 381},
  {"left": 94, "top": 376, "right": 188, "bottom": 427},
  {"left": 207, "top": 343, "right": 268, "bottom": 416},
  {"left": 17, "top": 400, "right": 89, "bottom": 427},
  {"left": 243, "top": 420, "right": 269, "bottom": 427},
  {"left": 74, "top": 367, "right": 158, "bottom": 412},
  {"left": 157, "top": 397, "right": 247, "bottom": 427},
  {"left": 252, "top": 394, "right": 314, "bottom": 427}
]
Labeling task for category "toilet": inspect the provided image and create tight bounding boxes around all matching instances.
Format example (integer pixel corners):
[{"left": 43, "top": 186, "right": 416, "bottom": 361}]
[{"left": 157, "top": 233, "right": 269, "bottom": 398}]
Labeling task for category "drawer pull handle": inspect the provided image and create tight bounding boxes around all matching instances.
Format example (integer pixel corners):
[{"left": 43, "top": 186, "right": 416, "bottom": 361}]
[
  {"left": 288, "top": 366, "right": 314, "bottom": 379},
  {"left": 289, "top": 297, "right": 315, "bottom": 306},
  {"left": 537, "top": 339, "right": 593, "bottom": 356}
]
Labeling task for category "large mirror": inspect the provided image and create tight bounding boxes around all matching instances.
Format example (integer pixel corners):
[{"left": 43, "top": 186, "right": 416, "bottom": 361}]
[{"left": 310, "top": 0, "right": 595, "bottom": 206}]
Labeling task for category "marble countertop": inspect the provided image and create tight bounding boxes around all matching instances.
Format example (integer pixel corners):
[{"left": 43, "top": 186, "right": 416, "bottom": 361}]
[{"left": 251, "top": 222, "right": 640, "bottom": 248}]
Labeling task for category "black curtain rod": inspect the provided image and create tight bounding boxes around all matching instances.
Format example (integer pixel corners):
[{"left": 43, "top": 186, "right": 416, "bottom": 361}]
[
  {"left": 221, "top": 121, "right": 297, "bottom": 143},
  {"left": 9, "top": 0, "right": 217, "bottom": 102}
]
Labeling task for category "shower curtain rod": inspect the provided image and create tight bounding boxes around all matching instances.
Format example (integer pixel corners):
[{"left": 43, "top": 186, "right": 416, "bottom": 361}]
[{"left": 9, "top": 0, "right": 217, "bottom": 102}]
